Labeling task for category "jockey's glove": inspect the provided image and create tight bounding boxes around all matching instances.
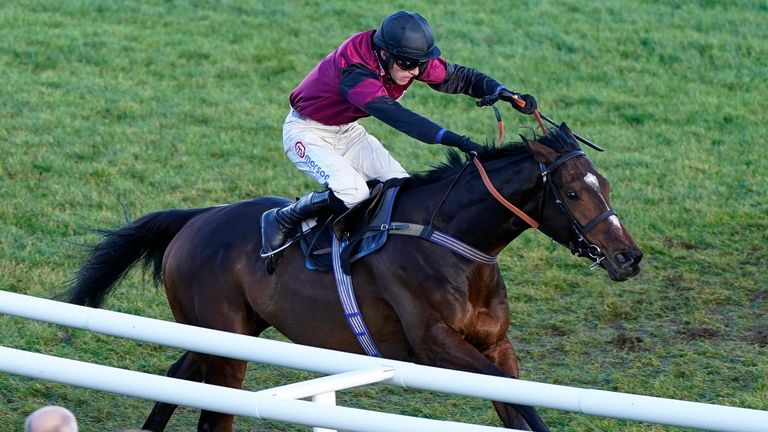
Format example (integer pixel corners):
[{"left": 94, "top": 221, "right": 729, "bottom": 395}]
[
  {"left": 439, "top": 130, "right": 484, "bottom": 154},
  {"left": 456, "top": 136, "right": 485, "bottom": 154},
  {"left": 498, "top": 90, "right": 538, "bottom": 115}
]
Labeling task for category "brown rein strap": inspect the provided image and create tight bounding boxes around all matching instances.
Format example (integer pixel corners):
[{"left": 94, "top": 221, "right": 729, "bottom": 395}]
[
  {"left": 475, "top": 95, "right": 544, "bottom": 229},
  {"left": 508, "top": 93, "right": 549, "bottom": 136},
  {"left": 492, "top": 105, "right": 504, "bottom": 147},
  {"left": 471, "top": 156, "right": 540, "bottom": 229}
]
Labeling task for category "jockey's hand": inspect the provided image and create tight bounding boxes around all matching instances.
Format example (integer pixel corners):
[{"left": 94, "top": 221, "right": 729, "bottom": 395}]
[
  {"left": 439, "top": 130, "right": 484, "bottom": 154},
  {"left": 499, "top": 91, "right": 538, "bottom": 115},
  {"left": 476, "top": 93, "right": 500, "bottom": 107},
  {"left": 456, "top": 136, "right": 484, "bottom": 154}
]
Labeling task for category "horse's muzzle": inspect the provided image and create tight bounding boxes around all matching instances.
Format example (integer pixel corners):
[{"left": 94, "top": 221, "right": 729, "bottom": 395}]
[{"left": 603, "top": 249, "right": 643, "bottom": 281}]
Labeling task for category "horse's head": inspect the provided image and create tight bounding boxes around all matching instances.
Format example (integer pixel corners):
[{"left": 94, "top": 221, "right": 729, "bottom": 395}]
[{"left": 525, "top": 123, "right": 642, "bottom": 281}]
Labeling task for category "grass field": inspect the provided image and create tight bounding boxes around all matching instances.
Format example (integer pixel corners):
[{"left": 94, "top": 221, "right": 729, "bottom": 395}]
[{"left": 1, "top": 0, "right": 766, "bottom": 431}]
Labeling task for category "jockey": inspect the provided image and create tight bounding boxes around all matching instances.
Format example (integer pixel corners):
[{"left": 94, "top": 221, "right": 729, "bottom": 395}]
[{"left": 261, "top": 10, "right": 537, "bottom": 258}]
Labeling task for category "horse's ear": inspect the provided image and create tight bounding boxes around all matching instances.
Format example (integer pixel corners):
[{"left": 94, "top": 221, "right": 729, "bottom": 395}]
[
  {"left": 524, "top": 136, "right": 558, "bottom": 164},
  {"left": 559, "top": 122, "right": 576, "bottom": 141}
]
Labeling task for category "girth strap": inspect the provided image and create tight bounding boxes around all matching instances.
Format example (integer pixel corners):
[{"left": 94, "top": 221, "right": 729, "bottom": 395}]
[{"left": 332, "top": 235, "right": 382, "bottom": 357}]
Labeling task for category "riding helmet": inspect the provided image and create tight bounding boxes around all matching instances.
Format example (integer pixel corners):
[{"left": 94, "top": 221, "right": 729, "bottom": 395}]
[{"left": 373, "top": 11, "right": 441, "bottom": 61}]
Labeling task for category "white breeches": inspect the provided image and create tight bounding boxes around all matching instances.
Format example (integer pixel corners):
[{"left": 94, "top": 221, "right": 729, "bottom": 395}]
[{"left": 282, "top": 109, "right": 408, "bottom": 207}]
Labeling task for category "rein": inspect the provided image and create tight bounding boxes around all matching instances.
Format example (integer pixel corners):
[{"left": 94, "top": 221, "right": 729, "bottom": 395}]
[
  {"left": 471, "top": 155, "right": 539, "bottom": 229},
  {"left": 492, "top": 105, "right": 504, "bottom": 147}
]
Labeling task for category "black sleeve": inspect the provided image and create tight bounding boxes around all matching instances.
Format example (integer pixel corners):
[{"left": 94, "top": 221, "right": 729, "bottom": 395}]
[
  {"left": 429, "top": 62, "right": 504, "bottom": 98},
  {"left": 363, "top": 96, "right": 445, "bottom": 144},
  {"left": 339, "top": 63, "right": 458, "bottom": 145}
]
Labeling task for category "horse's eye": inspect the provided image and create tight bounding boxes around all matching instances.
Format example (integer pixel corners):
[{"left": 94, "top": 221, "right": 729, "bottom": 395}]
[{"left": 565, "top": 191, "right": 579, "bottom": 201}]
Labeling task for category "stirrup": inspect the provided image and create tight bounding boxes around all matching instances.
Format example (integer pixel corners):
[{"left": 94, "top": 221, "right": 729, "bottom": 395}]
[{"left": 259, "top": 237, "right": 297, "bottom": 258}]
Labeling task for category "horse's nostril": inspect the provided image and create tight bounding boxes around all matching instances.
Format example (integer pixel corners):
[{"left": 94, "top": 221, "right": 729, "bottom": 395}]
[
  {"left": 615, "top": 250, "right": 643, "bottom": 270},
  {"left": 616, "top": 252, "right": 635, "bottom": 269}
]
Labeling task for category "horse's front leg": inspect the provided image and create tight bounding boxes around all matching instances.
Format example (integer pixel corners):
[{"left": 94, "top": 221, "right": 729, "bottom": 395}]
[
  {"left": 480, "top": 338, "right": 550, "bottom": 432},
  {"left": 410, "top": 321, "right": 549, "bottom": 431}
]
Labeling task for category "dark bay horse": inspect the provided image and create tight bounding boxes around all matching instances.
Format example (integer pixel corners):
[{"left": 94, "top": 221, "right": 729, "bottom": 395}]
[{"left": 65, "top": 123, "right": 641, "bottom": 431}]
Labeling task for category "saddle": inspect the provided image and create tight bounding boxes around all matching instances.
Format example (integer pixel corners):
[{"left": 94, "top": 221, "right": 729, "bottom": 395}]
[{"left": 300, "top": 179, "right": 403, "bottom": 274}]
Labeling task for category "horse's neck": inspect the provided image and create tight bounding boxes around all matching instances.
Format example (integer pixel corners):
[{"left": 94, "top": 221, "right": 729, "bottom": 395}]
[{"left": 399, "top": 159, "right": 542, "bottom": 255}]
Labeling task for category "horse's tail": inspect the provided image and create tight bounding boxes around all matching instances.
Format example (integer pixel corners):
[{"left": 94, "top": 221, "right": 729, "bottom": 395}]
[{"left": 63, "top": 207, "right": 213, "bottom": 307}]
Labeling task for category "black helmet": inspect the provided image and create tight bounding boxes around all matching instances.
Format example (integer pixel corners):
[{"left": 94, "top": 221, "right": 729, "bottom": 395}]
[{"left": 373, "top": 11, "right": 441, "bottom": 61}]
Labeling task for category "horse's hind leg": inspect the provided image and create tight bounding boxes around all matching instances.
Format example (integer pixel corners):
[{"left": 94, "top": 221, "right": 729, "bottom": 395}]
[
  {"left": 140, "top": 352, "right": 250, "bottom": 432},
  {"left": 195, "top": 354, "right": 249, "bottom": 432},
  {"left": 142, "top": 351, "right": 203, "bottom": 431}
]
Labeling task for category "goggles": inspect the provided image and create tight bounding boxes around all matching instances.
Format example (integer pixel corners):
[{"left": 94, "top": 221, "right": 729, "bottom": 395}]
[{"left": 392, "top": 56, "right": 427, "bottom": 71}]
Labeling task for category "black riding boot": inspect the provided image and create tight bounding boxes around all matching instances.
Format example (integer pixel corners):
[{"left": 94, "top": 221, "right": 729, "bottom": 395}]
[{"left": 260, "top": 190, "right": 333, "bottom": 271}]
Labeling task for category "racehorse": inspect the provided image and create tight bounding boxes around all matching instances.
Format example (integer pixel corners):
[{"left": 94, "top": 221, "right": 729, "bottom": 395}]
[{"left": 64, "top": 123, "right": 642, "bottom": 431}]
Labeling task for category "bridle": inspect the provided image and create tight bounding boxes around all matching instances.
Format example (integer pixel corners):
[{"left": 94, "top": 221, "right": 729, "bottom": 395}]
[
  {"left": 426, "top": 98, "right": 620, "bottom": 273},
  {"left": 537, "top": 151, "right": 617, "bottom": 269},
  {"left": 471, "top": 148, "right": 617, "bottom": 272}
]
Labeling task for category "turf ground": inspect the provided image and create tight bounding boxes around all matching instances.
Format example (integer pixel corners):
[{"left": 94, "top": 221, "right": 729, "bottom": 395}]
[{"left": 1, "top": 1, "right": 766, "bottom": 430}]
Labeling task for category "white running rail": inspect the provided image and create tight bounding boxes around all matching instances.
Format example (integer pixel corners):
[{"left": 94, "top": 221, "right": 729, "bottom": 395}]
[{"left": 1, "top": 291, "right": 767, "bottom": 432}]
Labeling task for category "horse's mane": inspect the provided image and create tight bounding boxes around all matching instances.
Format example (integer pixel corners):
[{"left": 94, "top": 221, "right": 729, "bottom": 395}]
[
  {"left": 405, "top": 126, "right": 580, "bottom": 188},
  {"left": 405, "top": 144, "right": 528, "bottom": 187}
]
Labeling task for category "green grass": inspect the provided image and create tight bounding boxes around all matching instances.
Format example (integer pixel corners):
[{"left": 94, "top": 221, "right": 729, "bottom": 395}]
[{"left": 1, "top": 0, "right": 766, "bottom": 431}]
